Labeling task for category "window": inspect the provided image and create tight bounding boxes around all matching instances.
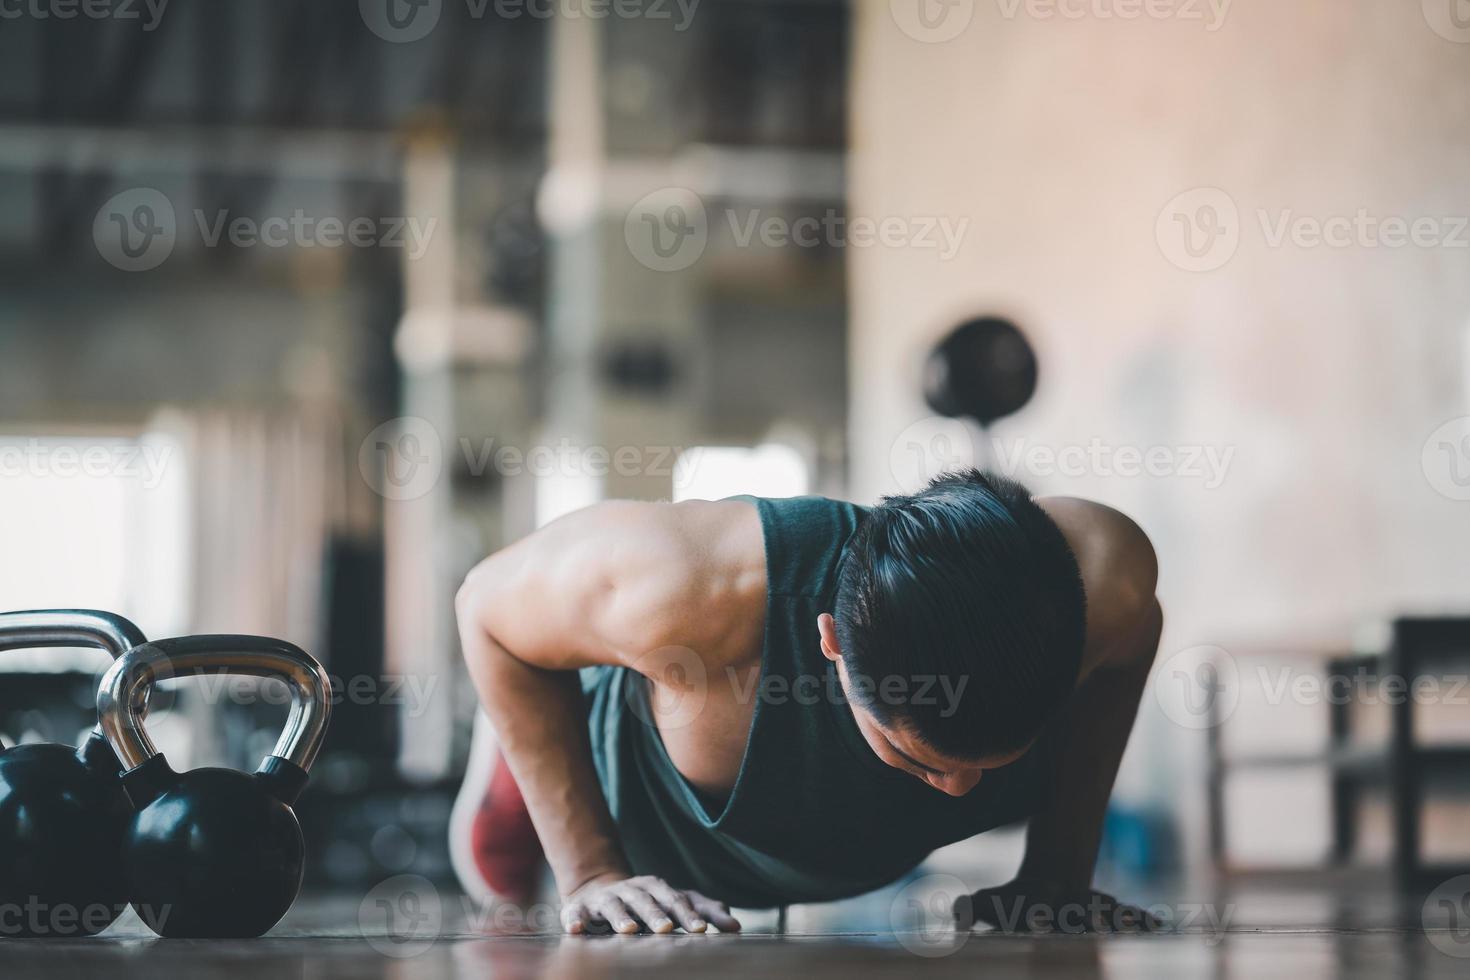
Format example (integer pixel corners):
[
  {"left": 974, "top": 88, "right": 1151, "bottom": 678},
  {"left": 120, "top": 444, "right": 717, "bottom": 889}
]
[
  {"left": 673, "top": 443, "right": 809, "bottom": 503},
  {"left": 0, "top": 432, "right": 190, "bottom": 670}
]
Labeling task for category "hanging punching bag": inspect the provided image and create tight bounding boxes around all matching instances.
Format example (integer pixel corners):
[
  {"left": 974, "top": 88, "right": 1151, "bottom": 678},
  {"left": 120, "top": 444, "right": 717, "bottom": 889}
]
[{"left": 922, "top": 316, "right": 1038, "bottom": 426}]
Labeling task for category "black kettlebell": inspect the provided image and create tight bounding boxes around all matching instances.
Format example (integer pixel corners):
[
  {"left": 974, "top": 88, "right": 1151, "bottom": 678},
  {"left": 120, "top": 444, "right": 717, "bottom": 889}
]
[
  {"left": 0, "top": 609, "right": 147, "bottom": 938},
  {"left": 96, "top": 634, "right": 331, "bottom": 938}
]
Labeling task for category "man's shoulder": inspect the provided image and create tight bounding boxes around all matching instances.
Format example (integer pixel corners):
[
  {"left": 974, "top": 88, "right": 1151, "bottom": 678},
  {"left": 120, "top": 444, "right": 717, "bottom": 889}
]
[
  {"left": 574, "top": 499, "right": 768, "bottom": 670},
  {"left": 1035, "top": 497, "right": 1160, "bottom": 673},
  {"left": 1036, "top": 498, "right": 1156, "bottom": 583}
]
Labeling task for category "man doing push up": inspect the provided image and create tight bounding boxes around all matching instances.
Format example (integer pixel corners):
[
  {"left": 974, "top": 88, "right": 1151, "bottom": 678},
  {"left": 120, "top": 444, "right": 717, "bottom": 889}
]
[{"left": 452, "top": 470, "right": 1161, "bottom": 935}]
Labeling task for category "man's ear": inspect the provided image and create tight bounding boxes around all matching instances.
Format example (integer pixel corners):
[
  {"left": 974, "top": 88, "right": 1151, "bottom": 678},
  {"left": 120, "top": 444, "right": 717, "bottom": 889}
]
[{"left": 817, "top": 613, "right": 842, "bottom": 664}]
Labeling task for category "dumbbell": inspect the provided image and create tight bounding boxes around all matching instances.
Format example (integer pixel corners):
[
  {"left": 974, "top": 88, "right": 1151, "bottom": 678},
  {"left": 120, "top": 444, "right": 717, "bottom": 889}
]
[
  {"left": 96, "top": 634, "right": 331, "bottom": 938},
  {"left": 0, "top": 609, "right": 146, "bottom": 938}
]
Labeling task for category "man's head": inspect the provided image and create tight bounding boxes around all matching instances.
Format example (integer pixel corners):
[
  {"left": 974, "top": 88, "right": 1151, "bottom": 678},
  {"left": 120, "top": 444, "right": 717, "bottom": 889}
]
[{"left": 818, "top": 470, "right": 1086, "bottom": 795}]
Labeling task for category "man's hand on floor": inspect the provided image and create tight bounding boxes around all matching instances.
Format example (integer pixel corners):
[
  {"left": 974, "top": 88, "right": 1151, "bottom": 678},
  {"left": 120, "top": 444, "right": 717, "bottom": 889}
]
[
  {"left": 954, "top": 876, "right": 1160, "bottom": 934},
  {"left": 561, "top": 873, "right": 742, "bottom": 935}
]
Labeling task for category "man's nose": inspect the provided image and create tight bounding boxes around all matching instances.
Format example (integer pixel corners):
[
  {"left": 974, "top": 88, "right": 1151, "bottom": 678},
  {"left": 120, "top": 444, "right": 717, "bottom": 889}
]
[{"left": 928, "top": 769, "right": 983, "bottom": 797}]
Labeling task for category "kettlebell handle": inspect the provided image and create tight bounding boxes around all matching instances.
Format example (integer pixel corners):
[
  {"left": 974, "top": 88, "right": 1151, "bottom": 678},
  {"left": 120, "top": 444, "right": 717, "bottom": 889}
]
[
  {"left": 0, "top": 608, "right": 145, "bottom": 657},
  {"left": 97, "top": 635, "right": 331, "bottom": 774},
  {"left": 0, "top": 609, "right": 150, "bottom": 735}
]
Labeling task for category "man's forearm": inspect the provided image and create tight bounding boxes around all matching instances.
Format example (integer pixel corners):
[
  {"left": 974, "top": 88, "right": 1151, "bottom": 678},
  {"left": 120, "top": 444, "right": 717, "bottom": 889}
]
[
  {"left": 458, "top": 605, "right": 628, "bottom": 895},
  {"left": 1018, "top": 598, "right": 1162, "bottom": 888}
]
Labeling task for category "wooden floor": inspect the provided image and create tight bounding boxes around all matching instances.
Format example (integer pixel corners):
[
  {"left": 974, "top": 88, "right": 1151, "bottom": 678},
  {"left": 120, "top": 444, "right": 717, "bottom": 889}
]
[
  {"left": 2, "top": 879, "right": 1467, "bottom": 978},
  {"left": 3, "top": 927, "right": 1466, "bottom": 979}
]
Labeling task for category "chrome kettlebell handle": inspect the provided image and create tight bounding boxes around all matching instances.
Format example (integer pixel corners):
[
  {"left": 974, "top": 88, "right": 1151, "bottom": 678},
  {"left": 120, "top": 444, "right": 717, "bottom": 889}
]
[
  {"left": 96, "top": 635, "right": 331, "bottom": 773},
  {"left": 0, "top": 609, "right": 150, "bottom": 734},
  {"left": 0, "top": 608, "right": 146, "bottom": 656}
]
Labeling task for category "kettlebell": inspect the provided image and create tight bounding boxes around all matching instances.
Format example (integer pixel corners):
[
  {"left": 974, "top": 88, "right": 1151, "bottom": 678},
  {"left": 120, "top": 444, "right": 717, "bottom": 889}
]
[
  {"left": 96, "top": 634, "right": 331, "bottom": 939},
  {"left": 0, "top": 609, "right": 146, "bottom": 938}
]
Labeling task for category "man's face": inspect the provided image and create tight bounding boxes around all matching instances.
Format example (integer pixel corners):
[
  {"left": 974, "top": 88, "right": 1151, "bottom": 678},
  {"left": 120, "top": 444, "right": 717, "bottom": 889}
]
[{"left": 833, "top": 654, "right": 1031, "bottom": 797}]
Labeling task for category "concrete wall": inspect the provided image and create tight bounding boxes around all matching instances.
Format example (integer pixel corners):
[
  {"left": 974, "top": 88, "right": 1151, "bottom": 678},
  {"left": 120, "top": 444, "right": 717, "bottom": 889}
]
[
  {"left": 851, "top": 0, "right": 1470, "bottom": 868},
  {"left": 850, "top": 0, "right": 1470, "bottom": 651}
]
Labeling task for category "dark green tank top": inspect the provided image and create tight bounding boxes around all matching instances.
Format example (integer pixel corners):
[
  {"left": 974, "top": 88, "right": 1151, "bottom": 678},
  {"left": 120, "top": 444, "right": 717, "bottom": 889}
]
[{"left": 583, "top": 495, "right": 1053, "bottom": 908}]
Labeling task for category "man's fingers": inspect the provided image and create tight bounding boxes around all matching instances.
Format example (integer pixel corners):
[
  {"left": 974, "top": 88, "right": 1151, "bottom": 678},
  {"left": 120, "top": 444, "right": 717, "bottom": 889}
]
[
  {"left": 594, "top": 894, "right": 641, "bottom": 934},
  {"left": 1104, "top": 896, "right": 1159, "bottom": 931},
  {"left": 1084, "top": 891, "right": 1157, "bottom": 933},
  {"left": 689, "top": 892, "right": 741, "bottom": 932},
  {"left": 646, "top": 882, "right": 706, "bottom": 933},
  {"left": 1116, "top": 903, "right": 1159, "bottom": 931},
  {"left": 563, "top": 878, "right": 739, "bottom": 937},
  {"left": 617, "top": 886, "right": 675, "bottom": 934},
  {"left": 950, "top": 882, "right": 1160, "bottom": 937},
  {"left": 953, "top": 893, "right": 975, "bottom": 929},
  {"left": 956, "top": 889, "right": 1006, "bottom": 929},
  {"left": 561, "top": 902, "right": 591, "bottom": 935}
]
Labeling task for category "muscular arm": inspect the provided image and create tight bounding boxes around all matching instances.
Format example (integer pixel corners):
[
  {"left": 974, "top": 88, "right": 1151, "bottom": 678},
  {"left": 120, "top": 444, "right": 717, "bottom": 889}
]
[
  {"left": 1022, "top": 497, "right": 1162, "bottom": 886},
  {"left": 455, "top": 500, "right": 742, "bottom": 935},
  {"left": 962, "top": 497, "right": 1163, "bottom": 932}
]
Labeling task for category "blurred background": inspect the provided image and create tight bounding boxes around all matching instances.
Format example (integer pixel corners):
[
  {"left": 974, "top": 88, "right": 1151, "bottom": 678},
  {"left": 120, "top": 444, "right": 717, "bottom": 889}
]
[{"left": 0, "top": 0, "right": 1467, "bottom": 931}]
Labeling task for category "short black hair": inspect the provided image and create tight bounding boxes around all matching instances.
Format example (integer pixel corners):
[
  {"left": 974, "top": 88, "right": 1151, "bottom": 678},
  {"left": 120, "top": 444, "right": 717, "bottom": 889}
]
[{"left": 833, "top": 470, "right": 1085, "bottom": 761}]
